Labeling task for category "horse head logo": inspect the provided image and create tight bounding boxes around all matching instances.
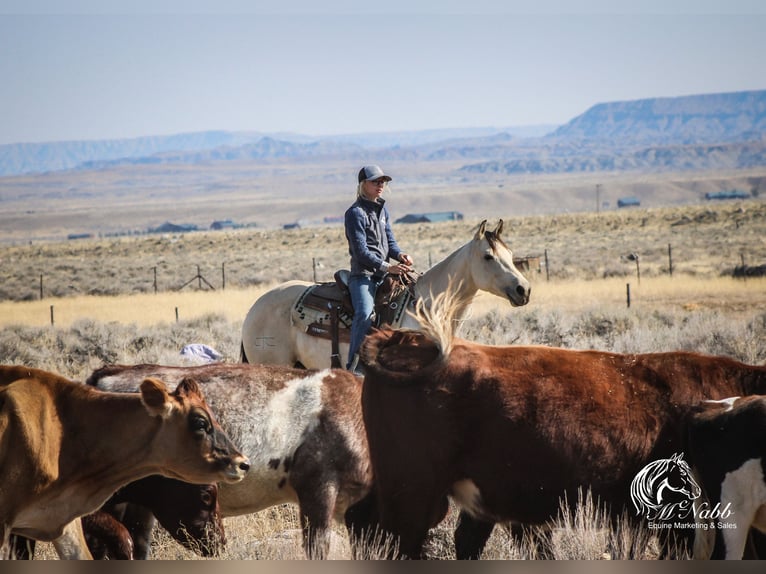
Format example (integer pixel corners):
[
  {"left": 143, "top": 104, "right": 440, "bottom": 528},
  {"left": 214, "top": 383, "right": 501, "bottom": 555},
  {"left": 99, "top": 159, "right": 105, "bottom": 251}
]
[{"left": 630, "top": 453, "right": 702, "bottom": 520}]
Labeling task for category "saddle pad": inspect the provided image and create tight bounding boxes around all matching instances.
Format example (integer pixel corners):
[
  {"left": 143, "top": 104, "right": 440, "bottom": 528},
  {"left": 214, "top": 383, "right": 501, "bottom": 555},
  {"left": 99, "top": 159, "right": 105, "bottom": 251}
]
[{"left": 292, "top": 285, "right": 353, "bottom": 340}]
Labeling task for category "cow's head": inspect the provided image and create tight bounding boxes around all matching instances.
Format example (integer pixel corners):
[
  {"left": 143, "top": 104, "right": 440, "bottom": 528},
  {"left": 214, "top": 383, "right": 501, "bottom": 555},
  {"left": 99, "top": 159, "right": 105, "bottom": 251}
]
[
  {"left": 152, "top": 480, "right": 226, "bottom": 557},
  {"left": 140, "top": 377, "right": 250, "bottom": 484}
]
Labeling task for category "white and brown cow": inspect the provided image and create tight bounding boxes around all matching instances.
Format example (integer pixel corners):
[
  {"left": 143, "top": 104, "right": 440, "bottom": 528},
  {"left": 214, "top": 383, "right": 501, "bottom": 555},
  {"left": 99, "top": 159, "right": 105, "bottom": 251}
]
[
  {"left": 686, "top": 396, "right": 766, "bottom": 560},
  {"left": 358, "top": 315, "right": 766, "bottom": 559},
  {"left": 86, "top": 362, "right": 373, "bottom": 559},
  {"left": 0, "top": 364, "right": 249, "bottom": 560}
]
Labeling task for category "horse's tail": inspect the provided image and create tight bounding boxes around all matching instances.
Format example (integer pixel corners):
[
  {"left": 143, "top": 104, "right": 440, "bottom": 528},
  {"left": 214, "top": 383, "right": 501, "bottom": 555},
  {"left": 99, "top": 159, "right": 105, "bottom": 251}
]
[{"left": 240, "top": 342, "right": 249, "bottom": 364}]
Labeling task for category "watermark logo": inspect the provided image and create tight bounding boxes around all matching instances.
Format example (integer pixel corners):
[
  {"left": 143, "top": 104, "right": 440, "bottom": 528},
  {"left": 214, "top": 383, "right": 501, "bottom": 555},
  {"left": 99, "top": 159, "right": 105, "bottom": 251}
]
[
  {"left": 630, "top": 452, "right": 701, "bottom": 520},
  {"left": 630, "top": 452, "right": 734, "bottom": 531}
]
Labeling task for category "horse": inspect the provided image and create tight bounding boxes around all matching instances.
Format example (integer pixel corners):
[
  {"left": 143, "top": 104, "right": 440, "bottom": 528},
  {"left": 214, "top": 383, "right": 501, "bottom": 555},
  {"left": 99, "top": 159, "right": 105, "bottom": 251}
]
[{"left": 240, "top": 220, "right": 531, "bottom": 370}]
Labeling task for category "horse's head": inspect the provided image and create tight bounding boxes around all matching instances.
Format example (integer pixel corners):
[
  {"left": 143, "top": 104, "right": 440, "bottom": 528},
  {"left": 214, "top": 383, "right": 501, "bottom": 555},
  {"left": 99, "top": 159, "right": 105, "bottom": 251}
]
[{"left": 468, "top": 220, "right": 531, "bottom": 307}]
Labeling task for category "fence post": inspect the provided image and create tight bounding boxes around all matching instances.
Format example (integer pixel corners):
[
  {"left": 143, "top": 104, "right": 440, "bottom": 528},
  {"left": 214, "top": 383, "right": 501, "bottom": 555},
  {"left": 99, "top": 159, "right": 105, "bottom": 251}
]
[
  {"left": 740, "top": 253, "right": 747, "bottom": 282},
  {"left": 50, "top": 305, "right": 54, "bottom": 326},
  {"left": 544, "top": 249, "right": 550, "bottom": 282},
  {"left": 175, "top": 307, "right": 179, "bottom": 323},
  {"left": 626, "top": 283, "right": 631, "bottom": 308},
  {"left": 222, "top": 262, "right": 226, "bottom": 290},
  {"left": 667, "top": 244, "right": 673, "bottom": 278},
  {"left": 152, "top": 266, "right": 158, "bottom": 294},
  {"left": 40, "top": 274, "right": 44, "bottom": 300}
]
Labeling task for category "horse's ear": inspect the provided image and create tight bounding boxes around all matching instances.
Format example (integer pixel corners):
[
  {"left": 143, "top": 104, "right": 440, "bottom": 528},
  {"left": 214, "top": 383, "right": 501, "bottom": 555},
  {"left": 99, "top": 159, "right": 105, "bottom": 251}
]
[
  {"left": 493, "top": 219, "right": 504, "bottom": 237},
  {"left": 474, "top": 220, "right": 487, "bottom": 240}
]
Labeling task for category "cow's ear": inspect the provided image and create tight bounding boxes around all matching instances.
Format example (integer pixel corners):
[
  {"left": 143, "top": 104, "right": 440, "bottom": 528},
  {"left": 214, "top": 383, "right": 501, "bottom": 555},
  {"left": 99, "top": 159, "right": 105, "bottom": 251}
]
[
  {"left": 474, "top": 220, "right": 487, "bottom": 240},
  {"left": 140, "top": 377, "right": 173, "bottom": 418},
  {"left": 174, "top": 377, "right": 203, "bottom": 401}
]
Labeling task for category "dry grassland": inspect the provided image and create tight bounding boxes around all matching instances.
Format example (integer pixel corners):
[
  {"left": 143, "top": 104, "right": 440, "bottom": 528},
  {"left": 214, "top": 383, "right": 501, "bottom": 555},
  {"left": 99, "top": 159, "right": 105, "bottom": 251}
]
[{"left": 4, "top": 198, "right": 766, "bottom": 560}]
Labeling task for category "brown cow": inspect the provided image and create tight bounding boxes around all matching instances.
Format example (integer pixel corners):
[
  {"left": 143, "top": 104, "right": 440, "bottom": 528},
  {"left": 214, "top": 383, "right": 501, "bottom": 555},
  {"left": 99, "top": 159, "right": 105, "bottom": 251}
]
[
  {"left": 358, "top": 315, "right": 766, "bottom": 559},
  {"left": 0, "top": 364, "right": 249, "bottom": 560},
  {"left": 86, "top": 362, "right": 373, "bottom": 559},
  {"left": 686, "top": 396, "right": 766, "bottom": 560}
]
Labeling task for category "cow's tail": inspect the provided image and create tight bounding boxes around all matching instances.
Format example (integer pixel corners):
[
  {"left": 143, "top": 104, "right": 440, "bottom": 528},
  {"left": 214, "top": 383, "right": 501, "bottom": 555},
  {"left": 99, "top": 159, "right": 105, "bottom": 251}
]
[
  {"left": 240, "top": 342, "right": 249, "bottom": 364},
  {"left": 359, "top": 327, "right": 446, "bottom": 386}
]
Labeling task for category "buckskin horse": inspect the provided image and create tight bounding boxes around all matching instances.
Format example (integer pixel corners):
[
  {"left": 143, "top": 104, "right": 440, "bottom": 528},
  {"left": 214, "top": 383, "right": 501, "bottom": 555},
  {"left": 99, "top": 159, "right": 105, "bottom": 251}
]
[{"left": 240, "top": 220, "right": 531, "bottom": 370}]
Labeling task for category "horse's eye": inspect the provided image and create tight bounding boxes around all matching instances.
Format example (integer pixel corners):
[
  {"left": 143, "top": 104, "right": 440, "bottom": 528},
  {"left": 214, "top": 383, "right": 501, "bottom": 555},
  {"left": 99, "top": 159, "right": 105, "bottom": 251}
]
[{"left": 484, "top": 254, "right": 494, "bottom": 261}]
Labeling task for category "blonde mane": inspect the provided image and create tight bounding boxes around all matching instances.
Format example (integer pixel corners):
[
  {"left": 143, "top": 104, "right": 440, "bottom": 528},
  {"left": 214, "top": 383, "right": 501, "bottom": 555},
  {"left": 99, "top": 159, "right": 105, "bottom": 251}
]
[{"left": 409, "top": 281, "right": 471, "bottom": 358}]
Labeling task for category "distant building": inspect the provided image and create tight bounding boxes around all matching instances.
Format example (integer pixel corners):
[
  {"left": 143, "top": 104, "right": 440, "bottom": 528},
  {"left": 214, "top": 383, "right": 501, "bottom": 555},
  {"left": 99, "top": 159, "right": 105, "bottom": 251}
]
[
  {"left": 149, "top": 222, "right": 198, "bottom": 234},
  {"left": 210, "top": 219, "right": 236, "bottom": 230},
  {"left": 283, "top": 222, "right": 301, "bottom": 230},
  {"left": 617, "top": 197, "right": 641, "bottom": 208},
  {"left": 395, "top": 211, "right": 464, "bottom": 224},
  {"left": 67, "top": 233, "right": 93, "bottom": 240},
  {"left": 705, "top": 190, "right": 750, "bottom": 200}
]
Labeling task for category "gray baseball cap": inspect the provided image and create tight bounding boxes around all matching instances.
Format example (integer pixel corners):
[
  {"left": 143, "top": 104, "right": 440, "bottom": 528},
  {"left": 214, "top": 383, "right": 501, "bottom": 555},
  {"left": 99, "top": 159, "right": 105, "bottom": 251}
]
[{"left": 358, "top": 165, "right": 392, "bottom": 183}]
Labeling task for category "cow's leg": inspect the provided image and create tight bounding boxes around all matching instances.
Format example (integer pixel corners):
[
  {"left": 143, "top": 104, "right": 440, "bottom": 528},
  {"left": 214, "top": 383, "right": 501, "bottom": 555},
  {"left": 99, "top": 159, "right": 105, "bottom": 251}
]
[
  {"left": 82, "top": 511, "right": 135, "bottom": 559},
  {"left": 344, "top": 491, "right": 382, "bottom": 559},
  {"left": 52, "top": 519, "right": 94, "bottom": 560},
  {"left": 377, "top": 491, "right": 446, "bottom": 559},
  {"left": 7, "top": 535, "right": 35, "bottom": 559},
  {"left": 119, "top": 504, "right": 156, "bottom": 560},
  {"left": 295, "top": 481, "right": 338, "bottom": 560},
  {"left": 0, "top": 526, "right": 11, "bottom": 560},
  {"left": 454, "top": 511, "right": 494, "bottom": 560}
]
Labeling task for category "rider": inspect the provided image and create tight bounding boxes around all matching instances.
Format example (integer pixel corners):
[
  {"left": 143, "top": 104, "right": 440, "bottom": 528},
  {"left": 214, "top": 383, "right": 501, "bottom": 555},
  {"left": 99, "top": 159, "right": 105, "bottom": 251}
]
[{"left": 344, "top": 165, "right": 413, "bottom": 374}]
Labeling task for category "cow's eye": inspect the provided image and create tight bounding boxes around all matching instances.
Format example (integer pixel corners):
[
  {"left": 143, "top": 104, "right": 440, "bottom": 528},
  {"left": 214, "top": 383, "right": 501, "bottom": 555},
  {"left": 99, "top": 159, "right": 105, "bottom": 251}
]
[{"left": 190, "top": 415, "right": 210, "bottom": 434}]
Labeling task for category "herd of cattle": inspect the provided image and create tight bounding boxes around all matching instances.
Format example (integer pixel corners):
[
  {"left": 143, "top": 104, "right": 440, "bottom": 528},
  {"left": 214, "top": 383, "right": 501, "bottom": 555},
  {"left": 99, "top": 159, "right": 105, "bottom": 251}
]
[{"left": 1, "top": 305, "right": 766, "bottom": 560}]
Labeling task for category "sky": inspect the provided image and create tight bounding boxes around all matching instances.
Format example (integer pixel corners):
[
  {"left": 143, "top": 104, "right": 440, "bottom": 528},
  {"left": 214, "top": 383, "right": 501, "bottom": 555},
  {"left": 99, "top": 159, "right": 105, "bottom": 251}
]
[{"left": 1, "top": 0, "right": 765, "bottom": 145}]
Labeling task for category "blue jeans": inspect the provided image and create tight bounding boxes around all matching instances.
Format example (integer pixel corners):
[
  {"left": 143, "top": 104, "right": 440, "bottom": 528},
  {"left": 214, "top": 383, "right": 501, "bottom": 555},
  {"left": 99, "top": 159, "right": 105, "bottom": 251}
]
[{"left": 346, "top": 274, "right": 383, "bottom": 370}]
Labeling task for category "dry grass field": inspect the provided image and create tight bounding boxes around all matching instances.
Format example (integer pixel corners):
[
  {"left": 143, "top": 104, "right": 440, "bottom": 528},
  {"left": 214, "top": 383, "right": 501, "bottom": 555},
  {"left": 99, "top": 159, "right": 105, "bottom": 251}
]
[{"left": 2, "top": 196, "right": 765, "bottom": 560}]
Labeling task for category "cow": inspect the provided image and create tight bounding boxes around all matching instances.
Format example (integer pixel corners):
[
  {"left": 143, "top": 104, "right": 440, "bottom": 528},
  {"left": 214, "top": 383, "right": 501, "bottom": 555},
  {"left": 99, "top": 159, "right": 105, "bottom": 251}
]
[
  {"left": 686, "top": 396, "right": 766, "bottom": 560},
  {"left": 85, "top": 362, "right": 373, "bottom": 559},
  {"left": 11, "top": 477, "right": 223, "bottom": 560},
  {"left": 91, "top": 477, "right": 223, "bottom": 559},
  {"left": 0, "top": 364, "right": 250, "bottom": 560},
  {"left": 357, "top": 298, "right": 766, "bottom": 559}
]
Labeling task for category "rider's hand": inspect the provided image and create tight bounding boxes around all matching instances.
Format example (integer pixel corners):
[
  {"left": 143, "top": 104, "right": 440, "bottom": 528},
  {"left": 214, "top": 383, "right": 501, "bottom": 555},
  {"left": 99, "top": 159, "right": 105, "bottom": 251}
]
[
  {"left": 388, "top": 262, "right": 411, "bottom": 275},
  {"left": 398, "top": 253, "right": 414, "bottom": 267}
]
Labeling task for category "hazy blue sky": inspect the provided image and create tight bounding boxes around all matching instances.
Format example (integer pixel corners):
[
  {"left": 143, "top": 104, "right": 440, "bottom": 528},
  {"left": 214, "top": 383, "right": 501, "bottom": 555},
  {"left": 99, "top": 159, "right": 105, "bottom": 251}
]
[{"left": 1, "top": 0, "right": 765, "bottom": 144}]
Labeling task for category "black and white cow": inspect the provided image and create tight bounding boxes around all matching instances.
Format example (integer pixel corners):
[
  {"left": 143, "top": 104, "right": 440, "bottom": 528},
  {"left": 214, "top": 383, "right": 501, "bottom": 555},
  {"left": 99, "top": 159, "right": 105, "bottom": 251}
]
[{"left": 686, "top": 395, "right": 766, "bottom": 560}]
